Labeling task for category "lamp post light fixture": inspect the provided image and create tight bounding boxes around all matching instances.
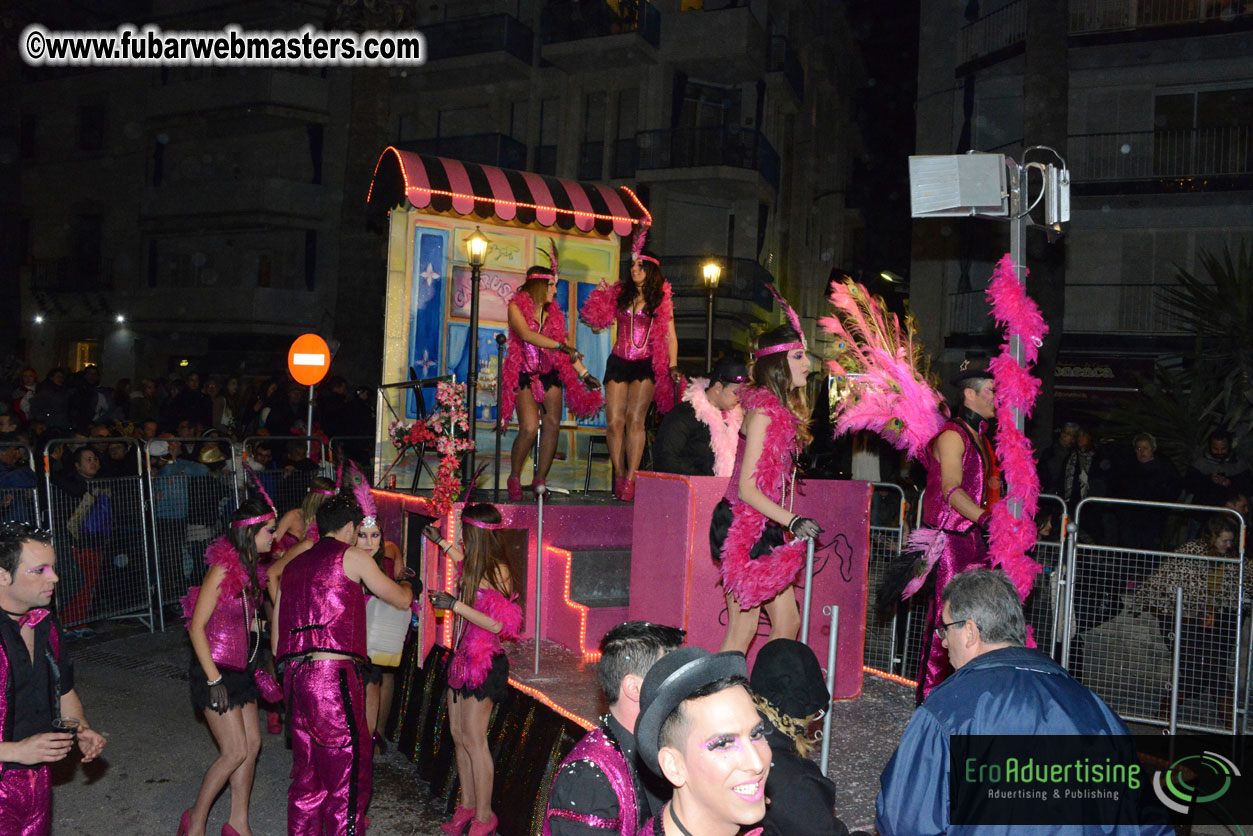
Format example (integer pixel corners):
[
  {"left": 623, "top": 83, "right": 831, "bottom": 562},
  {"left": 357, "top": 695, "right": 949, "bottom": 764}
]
[
  {"left": 464, "top": 228, "right": 488, "bottom": 484},
  {"left": 702, "top": 261, "right": 722, "bottom": 373}
]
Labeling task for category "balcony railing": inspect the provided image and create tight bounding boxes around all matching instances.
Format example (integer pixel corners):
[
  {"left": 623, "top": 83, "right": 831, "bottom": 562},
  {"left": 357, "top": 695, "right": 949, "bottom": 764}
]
[
  {"left": 396, "top": 134, "right": 527, "bottom": 170},
  {"left": 959, "top": 0, "right": 1027, "bottom": 65},
  {"left": 635, "top": 126, "right": 780, "bottom": 188},
  {"left": 421, "top": 14, "right": 534, "bottom": 64},
  {"left": 1069, "top": 126, "right": 1252, "bottom": 181},
  {"left": 767, "top": 35, "right": 805, "bottom": 102},
  {"left": 541, "top": 0, "right": 661, "bottom": 47},
  {"left": 30, "top": 258, "right": 113, "bottom": 292},
  {"left": 1070, "top": 0, "right": 1252, "bottom": 34},
  {"left": 643, "top": 255, "right": 775, "bottom": 306},
  {"left": 949, "top": 284, "right": 1192, "bottom": 335}
]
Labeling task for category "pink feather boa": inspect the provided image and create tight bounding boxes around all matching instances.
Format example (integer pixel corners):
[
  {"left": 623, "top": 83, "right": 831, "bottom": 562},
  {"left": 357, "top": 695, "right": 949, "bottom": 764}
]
[
  {"left": 985, "top": 254, "right": 1047, "bottom": 600},
  {"left": 717, "top": 387, "right": 807, "bottom": 609},
  {"left": 683, "top": 379, "right": 743, "bottom": 477},
  {"left": 580, "top": 279, "right": 683, "bottom": 413},
  {"left": 446, "top": 587, "right": 524, "bottom": 690},
  {"left": 500, "top": 291, "right": 604, "bottom": 428},
  {"left": 180, "top": 536, "right": 251, "bottom": 627}
]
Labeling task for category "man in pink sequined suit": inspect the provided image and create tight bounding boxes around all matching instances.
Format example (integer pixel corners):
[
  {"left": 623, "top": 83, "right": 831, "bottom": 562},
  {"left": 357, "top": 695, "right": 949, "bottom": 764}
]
[
  {"left": 543, "top": 621, "right": 684, "bottom": 836},
  {"left": 273, "top": 495, "right": 417, "bottom": 836},
  {"left": 0, "top": 523, "right": 106, "bottom": 836},
  {"left": 913, "top": 366, "right": 1002, "bottom": 704}
]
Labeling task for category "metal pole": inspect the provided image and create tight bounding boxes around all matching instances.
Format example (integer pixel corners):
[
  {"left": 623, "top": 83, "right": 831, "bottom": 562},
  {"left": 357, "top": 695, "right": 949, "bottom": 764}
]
[
  {"left": 1007, "top": 159, "right": 1027, "bottom": 522},
  {"left": 800, "top": 537, "right": 816, "bottom": 644},
  {"left": 704, "top": 286, "right": 715, "bottom": 374},
  {"left": 494, "top": 333, "right": 507, "bottom": 497},
  {"left": 534, "top": 490, "right": 544, "bottom": 676},
  {"left": 306, "top": 384, "right": 315, "bottom": 457},
  {"left": 1060, "top": 520, "right": 1077, "bottom": 669},
  {"left": 820, "top": 604, "right": 839, "bottom": 777},
  {"left": 1169, "top": 586, "right": 1182, "bottom": 735},
  {"left": 464, "top": 262, "right": 483, "bottom": 484}
]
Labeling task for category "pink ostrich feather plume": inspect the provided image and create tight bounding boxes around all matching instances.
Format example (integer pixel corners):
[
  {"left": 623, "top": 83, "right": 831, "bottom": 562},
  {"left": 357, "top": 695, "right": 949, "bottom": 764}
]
[
  {"left": 500, "top": 290, "right": 603, "bottom": 426},
  {"left": 983, "top": 254, "right": 1048, "bottom": 600},
  {"left": 765, "top": 283, "right": 807, "bottom": 351},
  {"left": 630, "top": 221, "right": 650, "bottom": 262},
  {"left": 446, "top": 589, "right": 523, "bottom": 690},
  {"left": 819, "top": 280, "right": 944, "bottom": 460},
  {"left": 180, "top": 536, "right": 249, "bottom": 627},
  {"left": 246, "top": 468, "right": 275, "bottom": 514},
  {"left": 349, "top": 462, "right": 376, "bottom": 520}
]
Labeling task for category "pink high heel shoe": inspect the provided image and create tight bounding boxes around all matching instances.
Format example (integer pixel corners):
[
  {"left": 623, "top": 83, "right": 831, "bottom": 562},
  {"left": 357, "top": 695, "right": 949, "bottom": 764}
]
[
  {"left": 506, "top": 477, "right": 522, "bottom": 501},
  {"left": 621, "top": 476, "right": 636, "bottom": 502},
  {"left": 613, "top": 475, "right": 625, "bottom": 500},
  {"left": 468, "top": 812, "right": 499, "bottom": 836},
  {"left": 222, "top": 824, "right": 241, "bottom": 836},
  {"left": 176, "top": 810, "right": 191, "bottom": 836},
  {"left": 440, "top": 805, "right": 476, "bottom": 836}
]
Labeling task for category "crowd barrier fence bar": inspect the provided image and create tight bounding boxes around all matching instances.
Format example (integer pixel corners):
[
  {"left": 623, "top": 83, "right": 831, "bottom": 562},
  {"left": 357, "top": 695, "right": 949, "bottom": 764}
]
[
  {"left": 0, "top": 441, "right": 41, "bottom": 527},
  {"left": 1169, "top": 587, "right": 1183, "bottom": 736},
  {"left": 42, "top": 438, "right": 155, "bottom": 631},
  {"left": 862, "top": 482, "right": 907, "bottom": 674},
  {"left": 1064, "top": 496, "right": 1245, "bottom": 734}
]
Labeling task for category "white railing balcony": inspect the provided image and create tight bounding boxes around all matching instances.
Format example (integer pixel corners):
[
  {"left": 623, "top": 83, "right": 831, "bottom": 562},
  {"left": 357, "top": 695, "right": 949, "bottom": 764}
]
[
  {"left": 1070, "top": 0, "right": 1253, "bottom": 34},
  {"left": 959, "top": 0, "right": 1027, "bottom": 65},
  {"left": 1069, "top": 126, "right": 1252, "bottom": 181}
]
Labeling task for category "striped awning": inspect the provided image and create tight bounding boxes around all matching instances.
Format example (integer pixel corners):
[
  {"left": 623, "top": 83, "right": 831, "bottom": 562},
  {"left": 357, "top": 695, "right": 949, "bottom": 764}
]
[{"left": 366, "top": 147, "right": 651, "bottom": 236}]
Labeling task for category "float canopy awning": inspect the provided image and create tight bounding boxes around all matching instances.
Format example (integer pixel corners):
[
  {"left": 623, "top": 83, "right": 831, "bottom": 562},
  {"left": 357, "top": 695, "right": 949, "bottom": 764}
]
[{"left": 366, "top": 147, "right": 651, "bottom": 237}]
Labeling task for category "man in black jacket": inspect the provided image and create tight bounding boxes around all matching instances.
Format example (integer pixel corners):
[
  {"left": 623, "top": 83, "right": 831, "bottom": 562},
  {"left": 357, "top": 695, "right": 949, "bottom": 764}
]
[{"left": 652, "top": 358, "right": 747, "bottom": 477}]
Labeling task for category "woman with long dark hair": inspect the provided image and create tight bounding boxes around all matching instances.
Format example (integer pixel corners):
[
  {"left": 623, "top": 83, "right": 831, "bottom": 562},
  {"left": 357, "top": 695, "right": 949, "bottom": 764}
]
[
  {"left": 424, "top": 504, "right": 522, "bottom": 836},
  {"left": 580, "top": 246, "right": 680, "bottom": 501},
  {"left": 710, "top": 313, "right": 819, "bottom": 655},
  {"left": 178, "top": 497, "right": 275, "bottom": 836},
  {"left": 501, "top": 256, "right": 603, "bottom": 500}
]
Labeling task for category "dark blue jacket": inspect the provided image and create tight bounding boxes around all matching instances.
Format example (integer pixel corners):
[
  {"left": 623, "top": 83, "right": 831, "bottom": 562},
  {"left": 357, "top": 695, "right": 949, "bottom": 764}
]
[{"left": 876, "top": 646, "right": 1173, "bottom": 836}]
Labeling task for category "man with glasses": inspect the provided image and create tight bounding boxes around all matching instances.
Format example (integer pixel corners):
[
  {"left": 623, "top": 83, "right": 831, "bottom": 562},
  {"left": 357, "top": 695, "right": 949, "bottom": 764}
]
[
  {"left": 876, "top": 569, "right": 1168, "bottom": 836},
  {"left": 0, "top": 522, "right": 107, "bottom": 834}
]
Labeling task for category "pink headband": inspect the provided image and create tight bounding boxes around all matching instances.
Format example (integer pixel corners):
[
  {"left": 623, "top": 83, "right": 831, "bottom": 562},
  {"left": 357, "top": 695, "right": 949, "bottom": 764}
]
[
  {"left": 310, "top": 488, "right": 335, "bottom": 496},
  {"left": 636, "top": 254, "right": 659, "bottom": 266},
  {"left": 755, "top": 341, "right": 805, "bottom": 358},
  {"left": 463, "top": 517, "right": 507, "bottom": 530},
  {"left": 232, "top": 511, "right": 276, "bottom": 528}
]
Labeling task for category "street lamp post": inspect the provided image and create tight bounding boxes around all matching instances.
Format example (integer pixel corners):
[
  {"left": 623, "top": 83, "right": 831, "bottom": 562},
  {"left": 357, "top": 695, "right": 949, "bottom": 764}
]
[
  {"left": 702, "top": 261, "right": 722, "bottom": 373},
  {"left": 464, "top": 228, "right": 488, "bottom": 485}
]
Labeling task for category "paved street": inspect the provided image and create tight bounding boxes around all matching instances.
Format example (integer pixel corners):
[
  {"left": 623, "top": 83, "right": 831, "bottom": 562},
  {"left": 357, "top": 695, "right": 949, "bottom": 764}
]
[{"left": 50, "top": 621, "right": 918, "bottom": 835}]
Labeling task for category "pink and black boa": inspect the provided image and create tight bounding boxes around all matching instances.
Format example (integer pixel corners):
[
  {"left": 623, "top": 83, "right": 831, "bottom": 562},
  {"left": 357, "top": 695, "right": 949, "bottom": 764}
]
[
  {"left": 580, "top": 279, "right": 683, "bottom": 413},
  {"left": 718, "top": 386, "right": 808, "bottom": 609},
  {"left": 500, "top": 291, "right": 604, "bottom": 428},
  {"left": 985, "top": 254, "right": 1046, "bottom": 600},
  {"left": 180, "top": 536, "right": 253, "bottom": 627},
  {"left": 684, "top": 378, "right": 743, "bottom": 477},
  {"left": 446, "top": 587, "right": 524, "bottom": 691}
]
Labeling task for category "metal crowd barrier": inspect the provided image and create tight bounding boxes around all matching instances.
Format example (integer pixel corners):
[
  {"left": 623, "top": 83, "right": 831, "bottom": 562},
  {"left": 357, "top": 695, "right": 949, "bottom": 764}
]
[
  {"left": 1061, "top": 496, "right": 1246, "bottom": 734},
  {"left": 142, "top": 437, "right": 240, "bottom": 630},
  {"left": 862, "top": 482, "right": 908, "bottom": 673},
  {"left": 43, "top": 438, "right": 155, "bottom": 630},
  {"left": 0, "top": 441, "right": 41, "bottom": 526},
  {"left": 235, "top": 436, "right": 331, "bottom": 515}
]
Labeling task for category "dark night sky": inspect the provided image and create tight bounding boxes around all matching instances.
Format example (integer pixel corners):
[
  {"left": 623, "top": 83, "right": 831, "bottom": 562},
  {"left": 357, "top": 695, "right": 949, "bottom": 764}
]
[{"left": 844, "top": 0, "right": 921, "bottom": 286}]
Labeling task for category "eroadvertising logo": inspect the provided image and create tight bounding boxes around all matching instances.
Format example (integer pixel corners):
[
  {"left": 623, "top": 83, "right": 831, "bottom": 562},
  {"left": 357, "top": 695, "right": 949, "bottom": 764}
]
[{"left": 1151, "top": 748, "right": 1240, "bottom": 823}]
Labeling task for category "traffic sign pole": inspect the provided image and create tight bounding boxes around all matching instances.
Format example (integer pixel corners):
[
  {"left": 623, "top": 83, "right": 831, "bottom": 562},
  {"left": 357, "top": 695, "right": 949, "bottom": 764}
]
[{"left": 287, "top": 334, "right": 332, "bottom": 459}]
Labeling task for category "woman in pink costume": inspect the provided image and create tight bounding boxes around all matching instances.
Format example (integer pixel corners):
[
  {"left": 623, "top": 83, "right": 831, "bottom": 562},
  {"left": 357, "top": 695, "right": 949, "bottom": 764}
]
[
  {"left": 424, "top": 504, "right": 523, "bottom": 836},
  {"left": 178, "top": 496, "right": 275, "bottom": 836},
  {"left": 501, "top": 248, "right": 603, "bottom": 500},
  {"left": 270, "top": 475, "right": 334, "bottom": 558},
  {"left": 580, "top": 236, "right": 681, "bottom": 501},
  {"left": 709, "top": 312, "right": 821, "bottom": 655}
]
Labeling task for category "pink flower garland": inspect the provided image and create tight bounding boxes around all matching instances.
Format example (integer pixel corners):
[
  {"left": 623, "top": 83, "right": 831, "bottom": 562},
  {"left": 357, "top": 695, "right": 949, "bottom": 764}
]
[
  {"left": 387, "top": 380, "right": 474, "bottom": 516},
  {"left": 985, "top": 254, "right": 1047, "bottom": 600}
]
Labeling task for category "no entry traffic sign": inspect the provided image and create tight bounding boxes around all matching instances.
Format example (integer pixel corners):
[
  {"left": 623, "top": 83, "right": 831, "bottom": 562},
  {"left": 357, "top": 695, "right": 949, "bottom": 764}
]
[{"left": 288, "top": 334, "right": 331, "bottom": 386}]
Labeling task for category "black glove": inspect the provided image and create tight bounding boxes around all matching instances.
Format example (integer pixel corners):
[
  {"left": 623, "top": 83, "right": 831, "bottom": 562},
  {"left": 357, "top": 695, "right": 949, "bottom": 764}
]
[
  {"left": 208, "top": 681, "right": 230, "bottom": 714},
  {"left": 422, "top": 525, "right": 442, "bottom": 545},
  {"left": 581, "top": 373, "right": 602, "bottom": 391},
  {"left": 669, "top": 366, "right": 684, "bottom": 385},
  {"left": 559, "top": 343, "right": 583, "bottom": 362},
  {"left": 428, "top": 590, "right": 458, "bottom": 611},
  {"left": 788, "top": 515, "right": 823, "bottom": 540}
]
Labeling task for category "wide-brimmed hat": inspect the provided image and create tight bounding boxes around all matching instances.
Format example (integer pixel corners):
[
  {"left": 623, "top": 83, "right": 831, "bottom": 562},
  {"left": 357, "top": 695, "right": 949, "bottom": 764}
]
[
  {"left": 635, "top": 647, "right": 748, "bottom": 775},
  {"left": 749, "top": 638, "right": 830, "bottom": 719},
  {"left": 199, "top": 446, "right": 226, "bottom": 465}
]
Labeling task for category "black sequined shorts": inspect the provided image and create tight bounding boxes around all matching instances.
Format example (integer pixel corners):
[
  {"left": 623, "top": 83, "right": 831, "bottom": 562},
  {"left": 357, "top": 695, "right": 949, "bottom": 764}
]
[
  {"left": 189, "top": 660, "right": 258, "bottom": 714},
  {"left": 603, "top": 354, "right": 654, "bottom": 385},
  {"left": 451, "top": 651, "right": 509, "bottom": 704}
]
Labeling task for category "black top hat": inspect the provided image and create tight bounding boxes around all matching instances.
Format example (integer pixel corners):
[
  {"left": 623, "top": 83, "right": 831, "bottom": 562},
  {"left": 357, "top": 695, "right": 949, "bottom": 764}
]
[
  {"left": 749, "top": 638, "right": 830, "bottom": 719},
  {"left": 635, "top": 647, "right": 748, "bottom": 776},
  {"left": 711, "top": 357, "right": 749, "bottom": 385},
  {"left": 948, "top": 356, "right": 994, "bottom": 389}
]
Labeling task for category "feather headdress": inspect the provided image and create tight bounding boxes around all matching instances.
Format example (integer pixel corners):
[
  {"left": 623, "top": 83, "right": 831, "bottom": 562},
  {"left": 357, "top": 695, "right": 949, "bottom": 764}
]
[
  {"left": 536, "top": 237, "right": 560, "bottom": 289},
  {"left": 818, "top": 280, "right": 944, "bottom": 461},
  {"left": 631, "top": 221, "right": 656, "bottom": 265},
  {"left": 348, "top": 461, "right": 377, "bottom": 529},
  {"left": 764, "top": 283, "right": 807, "bottom": 353}
]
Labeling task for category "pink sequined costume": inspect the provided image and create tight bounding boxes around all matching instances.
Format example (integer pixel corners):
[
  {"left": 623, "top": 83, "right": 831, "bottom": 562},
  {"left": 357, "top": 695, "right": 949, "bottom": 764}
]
[
  {"left": 580, "top": 281, "right": 682, "bottom": 414},
  {"left": 542, "top": 722, "right": 641, "bottom": 836},
  {"left": 500, "top": 291, "right": 604, "bottom": 426},
  {"left": 277, "top": 538, "right": 371, "bottom": 836},
  {"left": 911, "top": 419, "right": 994, "bottom": 702},
  {"left": 0, "top": 613, "right": 62, "bottom": 836},
  {"left": 181, "top": 538, "right": 263, "bottom": 671},
  {"left": 710, "top": 387, "right": 808, "bottom": 609},
  {"left": 446, "top": 588, "right": 523, "bottom": 694}
]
